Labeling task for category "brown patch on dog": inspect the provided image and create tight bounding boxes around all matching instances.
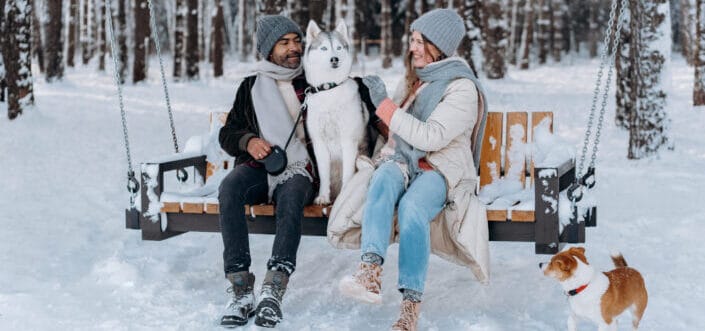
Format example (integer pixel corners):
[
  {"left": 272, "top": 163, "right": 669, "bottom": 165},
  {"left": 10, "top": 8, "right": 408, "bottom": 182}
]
[
  {"left": 543, "top": 249, "right": 583, "bottom": 281},
  {"left": 601, "top": 259, "right": 648, "bottom": 328}
]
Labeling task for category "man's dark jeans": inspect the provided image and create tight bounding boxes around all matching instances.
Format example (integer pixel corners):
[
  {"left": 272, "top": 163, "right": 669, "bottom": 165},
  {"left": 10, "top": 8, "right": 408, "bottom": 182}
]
[{"left": 219, "top": 164, "right": 313, "bottom": 277}]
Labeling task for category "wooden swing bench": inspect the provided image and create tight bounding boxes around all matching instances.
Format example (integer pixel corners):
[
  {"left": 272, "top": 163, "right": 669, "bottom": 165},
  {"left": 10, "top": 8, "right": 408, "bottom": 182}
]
[{"left": 127, "top": 111, "right": 594, "bottom": 254}]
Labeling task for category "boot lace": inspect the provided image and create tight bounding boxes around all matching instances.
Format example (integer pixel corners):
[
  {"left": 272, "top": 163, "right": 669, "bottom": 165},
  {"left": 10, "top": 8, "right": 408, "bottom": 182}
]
[
  {"left": 354, "top": 263, "right": 382, "bottom": 294},
  {"left": 392, "top": 300, "right": 420, "bottom": 331}
]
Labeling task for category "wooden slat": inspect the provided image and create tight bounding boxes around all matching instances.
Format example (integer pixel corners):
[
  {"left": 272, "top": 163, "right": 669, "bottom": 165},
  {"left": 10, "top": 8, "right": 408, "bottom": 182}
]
[
  {"left": 161, "top": 202, "right": 181, "bottom": 213},
  {"left": 205, "top": 203, "right": 220, "bottom": 214},
  {"left": 245, "top": 204, "right": 275, "bottom": 216},
  {"left": 511, "top": 210, "right": 535, "bottom": 222},
  {"left": 182, "top": 202, "right": 204, "bottom": 214},
  {"left": 530, "top": 112, "right": 554, "bottom": 186},
  {"left": 304, "top": 205, "right": 330, "bottom": 217},
  {"left": 487, "top": 210, "right": 508, "bottom": 221},
  {"left": 480, "top": 112, "right": 504, "bottom": 188},
  {"left": 505, "top": 112, "right": 528, "bottom": 188}
]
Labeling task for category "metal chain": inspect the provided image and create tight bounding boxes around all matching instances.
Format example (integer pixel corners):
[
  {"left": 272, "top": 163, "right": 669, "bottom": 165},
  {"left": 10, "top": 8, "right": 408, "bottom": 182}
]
[
  {"left": 105, "top": 0, "right": 139, "bottom": 204},
  {"left": 147, "top": 0, "right": 180, "bottom": 154},
  {"left": 575, "top": 0, "right": 627, "bottom": 180}
]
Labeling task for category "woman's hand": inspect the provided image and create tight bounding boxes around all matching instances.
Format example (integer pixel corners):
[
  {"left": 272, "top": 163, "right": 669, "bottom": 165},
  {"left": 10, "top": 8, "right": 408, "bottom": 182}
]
[{"left": 362, "top": 75, "right": 388, "bottom": 108}]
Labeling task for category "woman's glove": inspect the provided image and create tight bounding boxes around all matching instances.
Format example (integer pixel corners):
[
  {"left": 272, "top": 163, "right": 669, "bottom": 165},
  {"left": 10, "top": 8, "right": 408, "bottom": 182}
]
[{"left": 362, "top": 75, "right": 388, "bottom": 108}]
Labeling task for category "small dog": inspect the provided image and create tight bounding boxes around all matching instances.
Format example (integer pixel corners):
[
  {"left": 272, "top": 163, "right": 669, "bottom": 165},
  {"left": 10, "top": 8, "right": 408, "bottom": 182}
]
[
  {"left": 540, "top": 247, "right": 648, "bottom": 331},
  {"left": 303, "top": 20, "right": 367, "bottom": 205}
]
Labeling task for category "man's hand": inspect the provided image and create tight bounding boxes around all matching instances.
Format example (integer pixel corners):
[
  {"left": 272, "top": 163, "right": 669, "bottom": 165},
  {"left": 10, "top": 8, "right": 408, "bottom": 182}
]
[
  {"left": 247, "top": 137, "right": 272, "bottom": 160},
  {"left": 362, "top": 75, "right": 388, "bottom": 108}
]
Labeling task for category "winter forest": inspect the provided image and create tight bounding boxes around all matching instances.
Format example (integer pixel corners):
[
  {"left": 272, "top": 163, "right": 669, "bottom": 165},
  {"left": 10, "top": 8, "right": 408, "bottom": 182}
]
[
  {"left": 1, "top": 0, "right": 705, "bottom": 330},
  {"left": 0, "top": 1, "right": 702, "bottom": 158}
]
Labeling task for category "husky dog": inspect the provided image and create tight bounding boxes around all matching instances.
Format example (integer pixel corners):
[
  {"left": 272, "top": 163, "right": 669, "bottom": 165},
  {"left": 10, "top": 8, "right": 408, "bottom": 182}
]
[{"left": 303, "top": 20, "right": 367, "bottom": 205}]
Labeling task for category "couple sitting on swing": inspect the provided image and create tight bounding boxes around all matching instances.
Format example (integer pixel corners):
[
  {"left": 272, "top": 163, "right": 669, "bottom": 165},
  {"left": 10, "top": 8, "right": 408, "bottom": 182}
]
[{"left": 216, "top": 9, "right": 489, "bottom": 330}]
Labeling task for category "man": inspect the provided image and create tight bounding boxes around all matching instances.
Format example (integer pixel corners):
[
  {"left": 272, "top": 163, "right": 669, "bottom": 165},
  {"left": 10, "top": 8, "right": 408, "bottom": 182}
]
[{"left": 217, "top": 15, "right": 313, "bottom": 328}]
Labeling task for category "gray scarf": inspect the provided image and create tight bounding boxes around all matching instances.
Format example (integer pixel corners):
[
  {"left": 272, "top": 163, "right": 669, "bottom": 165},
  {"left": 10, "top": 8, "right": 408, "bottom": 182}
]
[
  {"left": 390, "top": 57, "right": 487, "bottom": 182},
  {"left": 251, "top": 61, "right": 312, "bottom": 198}
]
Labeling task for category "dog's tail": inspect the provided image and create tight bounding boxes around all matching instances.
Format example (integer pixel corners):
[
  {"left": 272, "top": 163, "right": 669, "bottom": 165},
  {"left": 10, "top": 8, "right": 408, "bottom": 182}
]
[{"left": 610, "top": 251, "right": 628, "bottom": 268}]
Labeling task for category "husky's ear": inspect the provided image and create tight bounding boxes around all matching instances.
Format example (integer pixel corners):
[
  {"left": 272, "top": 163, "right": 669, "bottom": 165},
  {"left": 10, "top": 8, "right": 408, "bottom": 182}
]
[
  {"left": 306, "top": 20, "right": 321, "bottom": 43},
  {"left": 334, "top": 20, "right": 349, "bottom": 43}
]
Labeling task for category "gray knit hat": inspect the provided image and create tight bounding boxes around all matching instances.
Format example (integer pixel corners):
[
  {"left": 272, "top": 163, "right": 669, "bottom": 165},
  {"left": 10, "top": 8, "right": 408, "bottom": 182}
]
[
  {"left": 410, "top": 9, "right": 465, "bottom": 57},
  {"left": 256, "top": 15, "right": 303, "bottom": 58}
]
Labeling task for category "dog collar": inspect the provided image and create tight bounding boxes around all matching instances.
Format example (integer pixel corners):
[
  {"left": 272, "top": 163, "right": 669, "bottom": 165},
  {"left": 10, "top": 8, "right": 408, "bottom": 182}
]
[
  {"left": 307, "top": 81, "right": 343, "bottom": 94},
  {"left": 567, "top": 284, "right": 589, "bottom": 296}
]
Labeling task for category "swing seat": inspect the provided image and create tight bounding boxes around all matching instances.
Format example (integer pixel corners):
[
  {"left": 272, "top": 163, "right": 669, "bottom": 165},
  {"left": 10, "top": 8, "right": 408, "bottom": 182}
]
[{"left": 128, "top": 111, "right": 594, "bottom": 254}]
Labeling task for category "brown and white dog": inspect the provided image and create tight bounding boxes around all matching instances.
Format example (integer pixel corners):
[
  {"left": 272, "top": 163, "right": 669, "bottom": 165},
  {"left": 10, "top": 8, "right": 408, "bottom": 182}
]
[{"left": 540, "top": 247, "right": 648, "bottom": 331}]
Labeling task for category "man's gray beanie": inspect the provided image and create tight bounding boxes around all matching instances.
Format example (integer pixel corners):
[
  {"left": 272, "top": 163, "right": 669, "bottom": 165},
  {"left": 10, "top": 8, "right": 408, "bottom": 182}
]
[
  {"left": 410, "top": 9, "right": 465, "bottom": 57},
  {"left": 256, "top": 15, "right": 303, "bottom": 57}
]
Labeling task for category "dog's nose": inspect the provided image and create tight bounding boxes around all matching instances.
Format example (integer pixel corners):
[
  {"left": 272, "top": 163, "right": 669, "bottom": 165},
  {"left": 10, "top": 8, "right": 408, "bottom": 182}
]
[
  {"left": 330, "top": 57, "right": 339, "bottom": 65},
  {"left": 538, "top": 262, "right": 545, "bottom": 269}
]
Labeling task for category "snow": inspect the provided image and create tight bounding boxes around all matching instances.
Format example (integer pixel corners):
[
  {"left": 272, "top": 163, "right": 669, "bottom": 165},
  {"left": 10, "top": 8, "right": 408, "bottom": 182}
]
[{"left": 1, "top": 53, "right": 705, "bottom": 330}]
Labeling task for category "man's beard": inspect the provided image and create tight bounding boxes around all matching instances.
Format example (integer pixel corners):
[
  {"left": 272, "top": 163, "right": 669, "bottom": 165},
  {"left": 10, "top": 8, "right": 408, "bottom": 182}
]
[{"left": 274, "top": 52, "right": 301, "bottom": 69}]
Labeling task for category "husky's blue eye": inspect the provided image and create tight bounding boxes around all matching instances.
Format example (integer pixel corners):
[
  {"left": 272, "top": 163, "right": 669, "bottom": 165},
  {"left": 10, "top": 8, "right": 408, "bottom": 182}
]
[
  {"left": 321, "top": 46, "right": 328, "bottom": 51},
  {"left": 336, "top": 46, "right": 342, "bottom": 50}
]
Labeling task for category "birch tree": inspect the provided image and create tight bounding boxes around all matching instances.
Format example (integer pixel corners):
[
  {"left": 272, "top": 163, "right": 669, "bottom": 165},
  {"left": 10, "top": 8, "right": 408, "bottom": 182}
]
[
  {"left": 628, "top": 0, "right": 672, "bottom": 159},
  {"left": 519, "top": 0, "right": 534, "bottom": 69},
  {"left": 174, "top": 0, "right": 186, "bottom": 79},
  {"left": 116, "top": 0, "right": 127, "bottom": 83},
  {"left": 537, "top": 0, "right": 550, "bottom": 64},
  {"left": 4, "top": 0, "right": 35, "bottom": 119},
  {"left": 551, "top": 0, "right": 566, "bottom": 62},
  {"left": 694, "top": 0, "right": 705, "bottom": 105},
  {"left": 381, "top": 0, "right": 393, "bottom": 68},
  {"left": 185, "top": 0, "right": 200, "bottom": 79},
  {"left": 82, "top": 0, "right": 92, "bottom": 64},
  {"left": 45, "top": 0, "right": 64, "bottom": 81}
]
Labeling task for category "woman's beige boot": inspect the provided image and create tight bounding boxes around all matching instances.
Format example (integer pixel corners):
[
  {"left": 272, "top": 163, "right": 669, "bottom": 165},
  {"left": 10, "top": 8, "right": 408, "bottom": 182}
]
[
  {"left": 391, "top": 299, "right": 421, "bottom": 331},
  {"left": 338, "top": 262, "right": 383, "bottom": 304}
]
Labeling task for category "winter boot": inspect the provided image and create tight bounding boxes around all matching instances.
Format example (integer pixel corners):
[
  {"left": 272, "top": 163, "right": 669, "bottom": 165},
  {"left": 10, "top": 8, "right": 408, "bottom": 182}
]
[
  {"left": 220, "top": 271, "right": 256, "bottom": 327},
  {"left": 391, "top": 299, "right": 421, "bottom": 331},
  {"left": 338, "top": 262, "right": 383, "bottom": 304},
  {"left": 254, "top": 270, "right": 289, "bottom": 328}
]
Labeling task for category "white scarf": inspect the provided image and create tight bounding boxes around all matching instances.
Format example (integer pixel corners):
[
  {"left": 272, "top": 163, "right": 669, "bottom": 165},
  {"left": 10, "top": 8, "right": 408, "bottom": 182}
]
[{"left": 251, "top": 61, "right": 312, "bottom": 198}]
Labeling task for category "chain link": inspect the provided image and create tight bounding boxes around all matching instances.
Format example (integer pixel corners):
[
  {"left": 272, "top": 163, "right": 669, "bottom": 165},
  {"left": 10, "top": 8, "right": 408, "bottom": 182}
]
[
  {"left": 147, "top": 0, "right": 180, "bottom": 154},
  {"left": 576, "top": 0, "right": 627, "bottom": 180},
  {"left": 105, "top": 0, "right": 139, "bottom": 205}
]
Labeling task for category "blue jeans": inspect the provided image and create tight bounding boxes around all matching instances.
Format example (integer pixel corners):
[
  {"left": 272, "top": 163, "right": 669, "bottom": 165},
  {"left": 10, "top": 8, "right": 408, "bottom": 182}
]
[{"left": 360, "top": 162, "right": 447, "bottom": 294}]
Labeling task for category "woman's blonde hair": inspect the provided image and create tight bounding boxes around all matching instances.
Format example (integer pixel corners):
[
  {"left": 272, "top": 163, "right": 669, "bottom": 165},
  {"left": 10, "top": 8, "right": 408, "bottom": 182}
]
[{"left": 402, "top": 34, "right": 446, "bottom": 101}]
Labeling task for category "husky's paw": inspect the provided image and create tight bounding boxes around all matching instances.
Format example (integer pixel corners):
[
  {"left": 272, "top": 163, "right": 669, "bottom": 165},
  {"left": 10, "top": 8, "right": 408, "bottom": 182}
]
[{"left": 314, "top": 195, "right": 331, "bottom": 205}]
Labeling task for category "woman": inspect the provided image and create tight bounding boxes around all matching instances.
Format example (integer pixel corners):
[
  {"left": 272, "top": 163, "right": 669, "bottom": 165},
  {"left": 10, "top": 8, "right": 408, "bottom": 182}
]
[{"left": 336, "top": 9, "right": 489, "bottom": 331}]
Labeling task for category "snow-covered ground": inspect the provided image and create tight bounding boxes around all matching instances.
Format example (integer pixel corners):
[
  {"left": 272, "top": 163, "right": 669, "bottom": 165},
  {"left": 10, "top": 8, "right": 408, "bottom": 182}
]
[{"left": 1, "top": 54, "right": 704, "bottom": 330}]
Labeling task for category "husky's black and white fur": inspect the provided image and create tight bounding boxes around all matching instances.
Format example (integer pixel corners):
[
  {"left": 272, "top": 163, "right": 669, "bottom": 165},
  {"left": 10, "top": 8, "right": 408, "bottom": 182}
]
[{"left": 304, "top": 20, "right": 367, "bottom": 205}]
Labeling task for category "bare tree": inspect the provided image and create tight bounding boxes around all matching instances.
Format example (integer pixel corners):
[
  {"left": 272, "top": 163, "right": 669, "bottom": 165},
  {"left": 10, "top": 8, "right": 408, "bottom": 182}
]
[
  {"left": 551, "top": 0, "right": 566, "bottom": 62},
  {"left": 98, "top": 0, "right": 107, "bottom": 71},
  {"left": 381, "top": 0, "right": 393, "bottom": 68},
  {"left": 45, "top": 0, "right": 64, "bottom": 81},
  {"left": 82, "top": 0, "right": 92, "bottom": 65},
  {"left": 265, "top": 0, "right": 286, "bottom": 14},
  {"left": 0, "top": 0, "right": 6, "bottom": 103},
  {"left": 682, "top": 0, "right": 696, "bottom": 65},
  {"left": 615, "top": 0, "right": 633, "bottom": 129},
  {"left": 186, "top": 0, "right": 200, "bottom": 79},
  {"left": 67, "top": 0, "right": 79, "bottom": 67},
  {"left": 587, "top": 0, "right": 599, "bottom": 58},
  {"left": 695, "top": 0, "right": 705, "bottom": 105},
  {"left": 4, "top": 0, "right": 35, "bottom": 119},
  {"left": 133, "top": 0, "right": 150, "bottom": 83},
  {"left": 628, "top": 0, "right": 672, "bottom": 159},
  {"left": 482, "top": 0, "right": 507, "bottom": 79},
  {"left": 536, "top": 0, "right": 550, "bottom": 64},
  {"left": 454, "top": 0, "right": 479, "bottom": 76},
  {"left": 116, "top": 0, "right": 127, "bottom": 83},
  {"left": 309, "top": 0, "right": 325, "bottom": 23},
  {"left": 174, "top": 0, "right": 186, "bottom": 80},
  {"left": 519, "top": 0, "right": 534, "bottom": 69},
  {"left": 32, "top": 0, "right": 44, "bottom": 73},
  {"left": 212, "top": 0, "right": 225, "bottom": 77}
]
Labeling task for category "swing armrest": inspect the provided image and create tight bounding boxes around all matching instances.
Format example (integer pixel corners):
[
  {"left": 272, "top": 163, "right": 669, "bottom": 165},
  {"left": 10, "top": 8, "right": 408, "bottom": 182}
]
[{"left": 534, "top": 158, "right": 575, "bottom": 192}]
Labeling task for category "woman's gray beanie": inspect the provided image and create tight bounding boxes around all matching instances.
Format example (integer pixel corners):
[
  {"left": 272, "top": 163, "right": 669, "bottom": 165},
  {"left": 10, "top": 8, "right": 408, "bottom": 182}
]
[
  {"left": 410, "top": 9, "right": 465, "bottom": 57},
  {"left": 256, "top": 15, "right": 303, "bottom": 57}
]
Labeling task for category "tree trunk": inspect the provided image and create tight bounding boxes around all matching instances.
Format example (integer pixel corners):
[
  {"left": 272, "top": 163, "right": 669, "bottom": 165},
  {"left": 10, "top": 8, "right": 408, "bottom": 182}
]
[
  {"left": 587, "top": 0, "right": 599, "bottom": 58},
  {"left": 133, "top": 0, "right": 150, "bottom": 83},
  {"left": 519, "top": 0, "right": 534, "bottom": 69},
  {"left": 682, "top": 0, "right": 696, "bottom": 65},
  {"left": 615, "top": 0, "right": 633, "bottom": 129},
  {"left": 309, "top": 0, "right": 325, "bottom": 23},
  {"left": 381, "top": 0, "right": 393, "bottom": 68},
  {"left": 212, "top": 0, "right": 225, "bottom": 77},
  {"left": 82, "top": 0, "right": 92, "bottom": 65},
  {"left": 404, "top": 0, "right": 419, "bottom": 55},
  {"left": 291, "top": 0, "right": 309, "bottom": 32},
  {"left": 0, "top": 0, "right": 7, "bottom": 103},
  {"left": 32, "top": 0, "right": 44, "bottom": 73},
  {"left": 98, "top": 0, "right": 107, "bottom": 71},
  {"left": 117, "top": 0, "right": 127, "bottom": 84},
  {"left": 551, "top": 0, "right": 565, "bottom": 62},
  {"left": 507, "top": 0, "right": 519, "bottom": 65},
  {"left": 186, "top": 0, "right": 200, "bottom": 79},
  {"left": 45, "top": 0, "right": 64, "bottom": 81},
  {"left": 482, "top": 0, "right": 507, "bottom": 79},
  {"left": 537, "top": 0, "right": 550, "bottom": 64},
  {"left": 436, "top": 0, "right": 447, "bottom": 8},
  {"left": 265, "top": 0, "right": 286, "bottom": 14},
  {"left": 67, "top": 0, "right": 79, "bottom": 67},
  {"left": 5, "top": 0, "right": 35, "bottom": 119},
  {"left": 391, "top": 0, "right": 404, "bottom": 56},
  {"left": 694, "top": 0, "right": 705, "bottom": 105},
  {"left": 628, "top": 0, "right": 672, "bottom": 159},
  {"left": 454, "top": 0, "right": 479, "bottom": 77},
  {"left": 174, "top": 0, "right": 186, "bottom": 80}
]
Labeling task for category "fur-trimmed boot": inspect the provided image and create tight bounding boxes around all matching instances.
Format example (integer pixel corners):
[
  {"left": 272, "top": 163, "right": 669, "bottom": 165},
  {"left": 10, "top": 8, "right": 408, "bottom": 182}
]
[
  {"left": 254, "top": 270, "right": 289, "bottom": 328},
  {"left": 220, "top": 271, "right": 256, "bottom": 327},
  {"left": 338, "top": 262, "right": 383, "bottom": 304},
  {"left": 391, "top": 299, "right": 421, "bottom": 331}
]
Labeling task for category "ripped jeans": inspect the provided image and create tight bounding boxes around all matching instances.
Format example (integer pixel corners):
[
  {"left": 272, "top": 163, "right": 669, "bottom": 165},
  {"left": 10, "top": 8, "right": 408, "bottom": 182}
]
[{"left": 360, "top": 162, "right": 447, "bottom": 294}]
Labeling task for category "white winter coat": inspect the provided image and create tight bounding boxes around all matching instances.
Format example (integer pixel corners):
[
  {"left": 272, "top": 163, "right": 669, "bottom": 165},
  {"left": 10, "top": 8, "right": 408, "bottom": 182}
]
[{"left": 327, "top": 77, "right": 490, "bottom": 283}]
